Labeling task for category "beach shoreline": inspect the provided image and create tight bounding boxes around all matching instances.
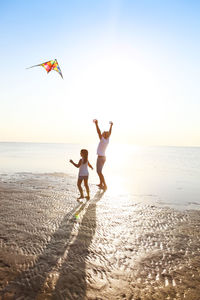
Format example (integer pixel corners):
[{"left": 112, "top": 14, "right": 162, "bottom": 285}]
[{"left": 0, "top": 173, "right": 200, "bottom": 299}]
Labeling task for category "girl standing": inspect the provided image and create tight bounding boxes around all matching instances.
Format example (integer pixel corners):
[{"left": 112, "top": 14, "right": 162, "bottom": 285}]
[
  {"left": 70, "top": 149, "right": 93, "bottom": 200},
  {"left": 93, "top": 119, "right": 113, "bottom": 191}
]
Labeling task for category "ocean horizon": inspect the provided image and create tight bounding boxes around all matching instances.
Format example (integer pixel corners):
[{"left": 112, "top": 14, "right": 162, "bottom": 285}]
[{"left": 0, "top": 142, "right": 200, "bottom": 210}]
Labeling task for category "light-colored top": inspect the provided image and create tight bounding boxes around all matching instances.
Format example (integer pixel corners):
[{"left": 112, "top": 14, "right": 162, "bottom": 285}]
[
  {"left": 78, "top": 159, "right": 89, "bottom": 177},
  {"left": 97, "top": 137, "right": 109, "bottom": 156}
]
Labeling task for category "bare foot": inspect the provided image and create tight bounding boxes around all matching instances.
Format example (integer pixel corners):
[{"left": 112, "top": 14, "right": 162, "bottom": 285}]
[
  {"left": 103, "top": 185, "right": 107, "bottom": 191},
  {"left": 77, "top": 195, "right": 84, "bottom": 200},
  {"left": 96, "top": 184, "right": 104, "bottom": 189},
  {"left": 85, "top": 196, "right": 90, "bottom": 200}
]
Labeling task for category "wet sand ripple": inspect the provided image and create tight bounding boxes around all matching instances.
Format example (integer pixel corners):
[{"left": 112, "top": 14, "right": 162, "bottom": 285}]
[{"left": 0, "top": 173, "right": 200, "bottom": 299}]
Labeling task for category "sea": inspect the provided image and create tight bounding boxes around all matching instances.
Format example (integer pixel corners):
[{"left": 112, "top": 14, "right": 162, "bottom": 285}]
[{"left": 0, "top": 142, "right": 200, "bottom": 210}]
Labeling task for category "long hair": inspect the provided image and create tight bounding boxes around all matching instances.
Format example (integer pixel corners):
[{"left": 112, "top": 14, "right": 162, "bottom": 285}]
[{"left": 81, "top": 149, "right": 88, "bottom": 164}]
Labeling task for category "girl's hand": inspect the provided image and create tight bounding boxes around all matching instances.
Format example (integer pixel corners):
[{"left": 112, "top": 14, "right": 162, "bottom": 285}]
[
  {"left": 109, "top": 121, "right": 113, "bottom": 125},
  {"left": 69, "top": 159, "right": 73, "bottom": 163},
  {"left": 93, "top": 119, "right": 98, "bottom": 124}
]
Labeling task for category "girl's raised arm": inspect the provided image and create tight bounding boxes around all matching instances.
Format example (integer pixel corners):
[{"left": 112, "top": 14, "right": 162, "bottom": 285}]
[
  {"left": 108, "top": 121, "right": 113, "bottom": 137},
  {"left": 93, "top": 119, "right": 102, "bottom": 140}
]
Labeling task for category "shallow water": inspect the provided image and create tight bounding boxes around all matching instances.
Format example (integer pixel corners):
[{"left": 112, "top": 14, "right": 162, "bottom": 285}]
[{"left": 0, "top": 142, "right": 200, "bottom": 210}]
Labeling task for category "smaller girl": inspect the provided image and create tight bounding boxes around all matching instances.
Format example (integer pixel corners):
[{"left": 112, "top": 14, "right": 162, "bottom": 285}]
[{"left": 70, "top": 149, "right": 93, "bottom": 200}]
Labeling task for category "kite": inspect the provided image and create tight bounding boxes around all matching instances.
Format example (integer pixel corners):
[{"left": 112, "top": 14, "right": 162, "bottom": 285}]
[{"left": 27, "top": 59, "right": 63, "bottom": 79}]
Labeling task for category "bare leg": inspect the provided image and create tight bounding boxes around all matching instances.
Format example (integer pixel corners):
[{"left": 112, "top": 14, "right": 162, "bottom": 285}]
[
  {"left": 97, "top": 171, "right": 107, "bottom": 190},
  {"left": 97, "top": 172, "right": 103, "bottom": 187},
  {"left": 77, "top": 178, "right": 84, "bottom": 199},
  {"left": 96, "top": 157, "right": 106, "bottom": 188},
  {"left": 84, "top": 178, "right": 90, "bottom": 200}
]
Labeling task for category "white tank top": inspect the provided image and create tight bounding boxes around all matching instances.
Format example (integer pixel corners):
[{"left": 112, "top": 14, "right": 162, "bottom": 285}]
[
  {"left": 97, "top": 137, "right": 109, "bottom": 156},
  {"left": 78, "top": 160, "right": 89, "bottom": 177}
]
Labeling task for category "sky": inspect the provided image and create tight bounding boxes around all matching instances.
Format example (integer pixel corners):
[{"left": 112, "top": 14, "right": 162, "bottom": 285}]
[{"left": 1, "top": 0, "right": 200, "bottom": 146}]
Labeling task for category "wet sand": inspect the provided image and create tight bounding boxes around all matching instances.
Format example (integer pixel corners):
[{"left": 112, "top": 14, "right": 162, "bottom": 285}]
[{"left": 0, "top": 173, "right": 200, "bottom": 300}]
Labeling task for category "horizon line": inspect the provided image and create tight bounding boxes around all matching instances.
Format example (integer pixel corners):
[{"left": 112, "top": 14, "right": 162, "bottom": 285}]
[{"left": 0, "top": 141, "right": 199, "bottom": 148}]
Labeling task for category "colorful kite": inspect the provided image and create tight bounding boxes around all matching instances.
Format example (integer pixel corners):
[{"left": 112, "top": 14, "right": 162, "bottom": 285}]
[{"left": 27, "top": 59, "right": 63, "bottom": 79}]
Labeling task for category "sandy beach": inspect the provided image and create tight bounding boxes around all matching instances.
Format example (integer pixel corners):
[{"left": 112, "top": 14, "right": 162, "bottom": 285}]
[{"left": 0, "top": 172, "right": 200, "bottom": 300}]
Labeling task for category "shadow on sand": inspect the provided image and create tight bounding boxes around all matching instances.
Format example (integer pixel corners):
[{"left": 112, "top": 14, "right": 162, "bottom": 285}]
[
  {"left": 1, "top": 190, "right": 104, "bottom": 300},
  {"left": 51, "top": 190, "right": 104, "bottom": 300}
]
